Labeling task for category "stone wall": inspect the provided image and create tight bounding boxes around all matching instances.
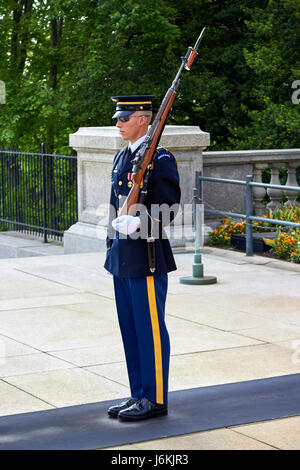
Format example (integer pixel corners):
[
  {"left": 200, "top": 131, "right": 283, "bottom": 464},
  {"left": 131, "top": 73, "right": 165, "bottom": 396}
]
[{"left": 203, "top": 148, "right": 300, "bottom": 227}]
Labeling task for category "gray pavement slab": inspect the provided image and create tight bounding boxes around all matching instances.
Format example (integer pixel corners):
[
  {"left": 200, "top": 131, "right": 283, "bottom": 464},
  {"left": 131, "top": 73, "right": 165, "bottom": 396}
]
[
  {"left": 0, "top": 241, "right": 299, "bottom": 449},
  {"left": 0, "top": 231, "right": 63, "bottom": 258}
]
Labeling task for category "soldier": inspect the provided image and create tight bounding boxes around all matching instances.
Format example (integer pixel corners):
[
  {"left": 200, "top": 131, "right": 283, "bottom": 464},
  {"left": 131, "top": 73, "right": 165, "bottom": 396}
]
[{"left": 105, "top": 95, "right": 181, "bottom": 421}]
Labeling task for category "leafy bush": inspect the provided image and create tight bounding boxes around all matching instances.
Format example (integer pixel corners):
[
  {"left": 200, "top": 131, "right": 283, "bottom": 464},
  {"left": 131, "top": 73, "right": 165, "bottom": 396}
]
[
  {"left": 266, "top": 206, "right": 300, "bottom": 226},
  {"left": 208, "top": 218, "right": 246, "bottom": 246},
  {"left": 208, "top": 205, "right": 300, "bottom": 263},
  {"left": 264, "top": 229, "right": 300, "bottom": 263}
]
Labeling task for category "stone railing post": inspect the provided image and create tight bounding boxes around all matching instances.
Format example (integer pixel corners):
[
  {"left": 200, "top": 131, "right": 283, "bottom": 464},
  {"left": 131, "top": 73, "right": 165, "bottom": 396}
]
[
  {"left": 253, "top": 162, "right": 267, "bottom": 217},
  {"left": 64, "top": 125, "right": 210, "bottom": 253},
  {"left": 285, "top": 161, "right": 299, "bottom": 206},
  {"left": 267, "top": 162, "right": 284, "bottom": 210}
]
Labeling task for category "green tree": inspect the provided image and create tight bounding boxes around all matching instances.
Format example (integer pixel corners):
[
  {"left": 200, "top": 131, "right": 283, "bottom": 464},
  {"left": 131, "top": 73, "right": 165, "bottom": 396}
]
[
  {"left": 0, "top": 0, "right": 299, "bottom": 153},
  {"left": 63, "top": 0, "right": 180, "bottom": 143},
  {"left": 162, "top": 0, "right": 270, "bottom": 149},
  {"left": 0, "top": 0, "right": 180, "bottom": 153},
  {"left": 228, "top": 0, "right": 300, "bottom": 149}
]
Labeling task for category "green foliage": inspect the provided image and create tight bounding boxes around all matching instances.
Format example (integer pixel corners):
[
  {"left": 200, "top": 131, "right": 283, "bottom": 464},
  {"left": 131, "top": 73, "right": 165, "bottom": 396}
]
[
  {"left": 228, "top": 0, "right": 300, "bottom": 149},
  {"left": 0, "top": 150, "right": 77, "bottom": 235},
  {"left": 265, "top": 205, "right": 300, "bottom": 228},
  {"left": 208, "top": 218, "right": 246, "bottom": 246},
  {"left": 209, "top": 208, "right": 300, "bottom": 264},
  {"left": 264, "top": 230, "right": 300, "bottom": 261},
  {"left": 0, "top": 0, "right": 299, "bottom": 152}
]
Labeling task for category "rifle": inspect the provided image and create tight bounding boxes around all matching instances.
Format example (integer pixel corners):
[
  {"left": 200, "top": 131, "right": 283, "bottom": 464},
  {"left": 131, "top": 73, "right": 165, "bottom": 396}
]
[{"left": 119, "top": 27, "right": 206, "bottom": 217}]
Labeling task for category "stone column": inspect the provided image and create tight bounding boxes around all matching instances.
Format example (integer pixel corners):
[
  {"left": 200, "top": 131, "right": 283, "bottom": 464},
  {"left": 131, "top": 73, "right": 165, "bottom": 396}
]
[
  {"left": 63, "top": 125, "right": 210, "bottom": 253},
  {"left": 253, "top": 163, "right": 267, "bottom": 217},
  {"left": 285, "top": 162, "right": 299, "bottom": 206},
  {"left": 267, "top": 162, "right": 284, "bottom": 210}
]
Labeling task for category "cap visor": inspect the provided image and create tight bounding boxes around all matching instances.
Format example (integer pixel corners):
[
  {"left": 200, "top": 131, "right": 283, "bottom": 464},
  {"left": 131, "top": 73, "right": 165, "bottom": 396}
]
[{"left": 112, "top": 110, "right": 134, "bottom": 119}]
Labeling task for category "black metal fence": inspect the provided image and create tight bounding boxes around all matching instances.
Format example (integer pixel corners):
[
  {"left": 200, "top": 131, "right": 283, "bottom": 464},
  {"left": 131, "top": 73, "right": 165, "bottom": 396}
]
[{"left": 0, "top": 144, "right": 77, "bottom": 242}]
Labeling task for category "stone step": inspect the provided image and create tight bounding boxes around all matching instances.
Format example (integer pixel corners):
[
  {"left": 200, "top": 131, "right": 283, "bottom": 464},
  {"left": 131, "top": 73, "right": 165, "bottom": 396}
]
[{"left": 0, "top": 231, "right": 64, "bottom": 259}]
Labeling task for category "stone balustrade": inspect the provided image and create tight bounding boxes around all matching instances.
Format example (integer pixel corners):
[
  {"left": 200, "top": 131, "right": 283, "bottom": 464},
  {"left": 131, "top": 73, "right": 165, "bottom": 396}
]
[{"left": 203, "top": 149, "right": 300, "bottom": 222}]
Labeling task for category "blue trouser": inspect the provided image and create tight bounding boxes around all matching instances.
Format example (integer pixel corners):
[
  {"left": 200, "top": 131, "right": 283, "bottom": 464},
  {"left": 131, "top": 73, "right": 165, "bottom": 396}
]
[{"left": 113, "top": 273, "right": 170, "bottom": 405}]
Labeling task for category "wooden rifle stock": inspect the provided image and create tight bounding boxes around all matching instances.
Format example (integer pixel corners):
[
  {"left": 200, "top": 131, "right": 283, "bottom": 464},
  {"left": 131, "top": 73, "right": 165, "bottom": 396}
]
[{"left": 118, "top": 27, "right": 206, "bottom": 217}]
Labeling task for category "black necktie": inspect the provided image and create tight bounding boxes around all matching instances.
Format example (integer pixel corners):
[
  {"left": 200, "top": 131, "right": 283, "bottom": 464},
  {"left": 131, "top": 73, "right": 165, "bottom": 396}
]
[{"left": 119, "top": 146, "right": 131, "bottom": 169}]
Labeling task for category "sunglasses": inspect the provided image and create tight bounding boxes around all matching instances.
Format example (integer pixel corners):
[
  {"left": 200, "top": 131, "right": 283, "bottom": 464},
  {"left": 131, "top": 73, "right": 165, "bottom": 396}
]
[{"left": 118, "top": 115, "right": 131, "bottom": 122}]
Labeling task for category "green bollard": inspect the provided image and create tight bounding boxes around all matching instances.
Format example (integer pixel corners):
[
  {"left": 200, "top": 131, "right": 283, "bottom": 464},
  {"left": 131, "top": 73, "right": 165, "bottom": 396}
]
[
  {"left": 180, "top": 248, "right": 217, "bottom": 285},
  {"left": 180, "top": 176, "right": 217, "bottom": 285}
]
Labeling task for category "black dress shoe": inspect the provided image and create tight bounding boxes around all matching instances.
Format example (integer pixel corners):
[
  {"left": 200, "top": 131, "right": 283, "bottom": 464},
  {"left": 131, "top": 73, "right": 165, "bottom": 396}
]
[
  {"left": 118, "top": 397, "right": 168, "bottom": 421},
  {"left": 107, "top": 397, "right": 139, "bottom": 418}
]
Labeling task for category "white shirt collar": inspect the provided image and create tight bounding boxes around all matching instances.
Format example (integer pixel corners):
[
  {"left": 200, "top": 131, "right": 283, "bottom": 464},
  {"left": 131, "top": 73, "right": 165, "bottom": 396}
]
[{"left": 129, "top": 135, "right": 147, "bottom": 154}]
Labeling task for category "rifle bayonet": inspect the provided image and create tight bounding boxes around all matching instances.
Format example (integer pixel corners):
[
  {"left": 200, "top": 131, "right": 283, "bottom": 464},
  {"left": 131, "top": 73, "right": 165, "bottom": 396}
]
[
  {"left": 184, "top": 26, "right": 206, "bottom": 71},
  {"left": 194, "top": 26, "right": 206, "bottom": 52}
]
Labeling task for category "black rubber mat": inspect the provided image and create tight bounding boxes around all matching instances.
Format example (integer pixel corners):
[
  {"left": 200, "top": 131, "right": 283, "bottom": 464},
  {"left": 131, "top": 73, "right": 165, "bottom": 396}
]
[{"left": 1, "top": 373, "right": 300, "bottom": 450}]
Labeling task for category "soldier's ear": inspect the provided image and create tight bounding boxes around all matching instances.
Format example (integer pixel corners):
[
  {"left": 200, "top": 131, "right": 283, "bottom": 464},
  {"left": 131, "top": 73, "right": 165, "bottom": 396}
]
[{"left": 140, "top": 115, "right": 148, "bottom": 125}]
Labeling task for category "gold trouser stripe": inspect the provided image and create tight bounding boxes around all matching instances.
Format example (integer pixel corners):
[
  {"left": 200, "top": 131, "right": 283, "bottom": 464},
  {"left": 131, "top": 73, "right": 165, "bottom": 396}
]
[{"left": 146, "top": 275, "right": 163, "bottom": 404}]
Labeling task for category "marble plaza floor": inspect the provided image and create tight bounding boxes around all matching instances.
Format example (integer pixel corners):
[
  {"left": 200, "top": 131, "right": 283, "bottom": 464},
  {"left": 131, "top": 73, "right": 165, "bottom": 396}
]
[{"left": 0, "top": 232, "right": 299, "bottom": 450}]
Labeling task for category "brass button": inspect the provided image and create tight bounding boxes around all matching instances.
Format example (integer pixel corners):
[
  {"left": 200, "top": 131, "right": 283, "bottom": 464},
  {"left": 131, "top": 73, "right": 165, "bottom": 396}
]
[
  {"left": 128, "top": 181, "right": 133, "bottom": 188},
  {"left": 118, "top": 181, "right": 123, "bottom": 186},
  {"left": 118, "top": 194, "right": 122, "bottom": 199}
]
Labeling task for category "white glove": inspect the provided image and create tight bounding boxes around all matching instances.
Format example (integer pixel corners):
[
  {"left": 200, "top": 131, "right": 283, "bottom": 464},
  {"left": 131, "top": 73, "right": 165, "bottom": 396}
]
[{"left": 112, "top": 215, "right": 140, "bottom": 235}]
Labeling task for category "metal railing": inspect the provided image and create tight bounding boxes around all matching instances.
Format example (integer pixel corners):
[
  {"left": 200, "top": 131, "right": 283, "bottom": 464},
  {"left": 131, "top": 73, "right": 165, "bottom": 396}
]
[
  {"left": 0, "top": 143, "right": 78, "bottom": 242},
  {"left": 203, "top": 149, "right": 300, "bottom": 217},
  {"left": 197, "top": 171, "right": 300, "bottom": 256}
]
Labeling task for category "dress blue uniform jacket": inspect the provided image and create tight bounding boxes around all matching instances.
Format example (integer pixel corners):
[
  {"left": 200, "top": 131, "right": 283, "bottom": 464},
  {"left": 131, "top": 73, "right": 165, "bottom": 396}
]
[{"left": 104, "top": 144, "right": 181, "bottom": 278}]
